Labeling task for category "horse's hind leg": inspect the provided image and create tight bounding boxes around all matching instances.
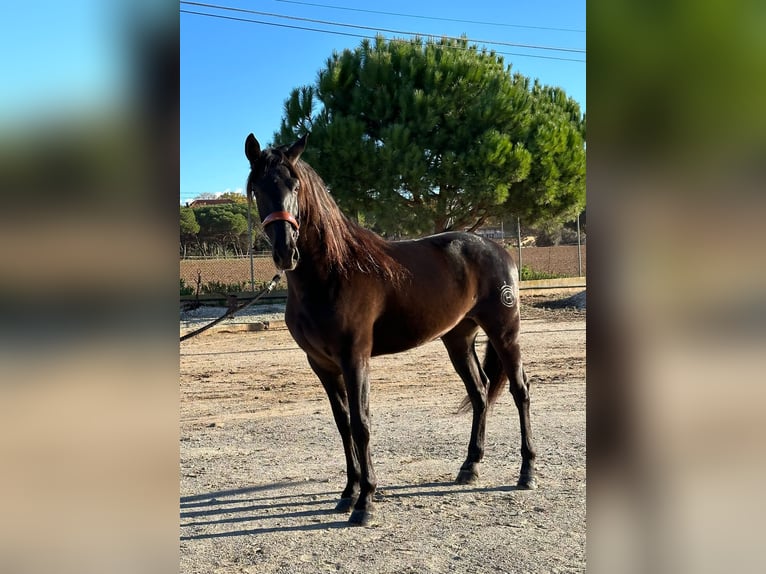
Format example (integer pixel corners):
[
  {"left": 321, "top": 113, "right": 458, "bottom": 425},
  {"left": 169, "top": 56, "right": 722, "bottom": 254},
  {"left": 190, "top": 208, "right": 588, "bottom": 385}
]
[
  {"left": 485, "top": 322, "right": 537, "bottom": 489},
  {"left": 306, "top": 356, "right": 360, "bottom": 512},
  {"left": 442, "top": 320, "right": 487, "bottom": 485}
]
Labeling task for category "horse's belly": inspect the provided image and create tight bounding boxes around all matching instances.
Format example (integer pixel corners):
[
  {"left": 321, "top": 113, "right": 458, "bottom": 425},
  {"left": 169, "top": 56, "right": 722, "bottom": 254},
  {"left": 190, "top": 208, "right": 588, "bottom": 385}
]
[{"left": 370, "top": 308, "right": 469, "bottom": 356}]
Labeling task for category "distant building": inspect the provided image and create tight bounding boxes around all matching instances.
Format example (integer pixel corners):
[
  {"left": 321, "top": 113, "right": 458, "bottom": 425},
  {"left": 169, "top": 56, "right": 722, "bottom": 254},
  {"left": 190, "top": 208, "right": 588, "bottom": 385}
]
[{"left": 473, "top": 227, "right": 505, "bottom": 240}]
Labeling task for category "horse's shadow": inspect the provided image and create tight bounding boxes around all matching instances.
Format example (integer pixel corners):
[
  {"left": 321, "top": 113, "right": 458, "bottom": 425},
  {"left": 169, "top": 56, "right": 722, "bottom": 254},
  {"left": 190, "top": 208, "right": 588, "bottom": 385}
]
[{"left": 179, "top": 480, "right": 523, "bottom": 539}]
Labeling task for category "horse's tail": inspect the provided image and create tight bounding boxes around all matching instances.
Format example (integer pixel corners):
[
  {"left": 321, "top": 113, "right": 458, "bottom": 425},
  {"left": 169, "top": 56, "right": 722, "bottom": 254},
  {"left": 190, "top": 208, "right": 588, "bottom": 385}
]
[
  {"left": 457, "top": 341, "right": 510, "bottom": 413},
  {"left": 484, "top": 341, "right": 511, "bottom": 408}
]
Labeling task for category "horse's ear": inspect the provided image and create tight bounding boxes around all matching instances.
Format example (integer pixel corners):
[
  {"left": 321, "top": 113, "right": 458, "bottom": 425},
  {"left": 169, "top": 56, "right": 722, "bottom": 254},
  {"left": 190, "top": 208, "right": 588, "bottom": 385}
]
[
  {"left": 285, "top": 133, "right": 308, "bottom": 165},
  {"left": 245, "top": 133, "right": 261, "bottom": 164}
]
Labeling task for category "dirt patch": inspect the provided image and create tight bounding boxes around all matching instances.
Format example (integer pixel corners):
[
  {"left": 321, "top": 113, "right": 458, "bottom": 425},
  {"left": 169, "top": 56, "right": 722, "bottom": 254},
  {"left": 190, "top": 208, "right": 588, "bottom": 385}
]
[
  {"left": 529, "top": 290, "right": 587, "bottom": 312},
  {"left": 180, "top": 306, "right": 586, "bottom": 573}
]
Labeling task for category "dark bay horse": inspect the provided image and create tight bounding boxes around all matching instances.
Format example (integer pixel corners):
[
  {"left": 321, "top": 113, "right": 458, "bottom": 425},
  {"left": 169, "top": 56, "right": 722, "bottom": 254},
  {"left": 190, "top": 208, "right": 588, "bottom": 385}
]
[{"left": 245, "top": 133, "right": 536, "bottom": 526}]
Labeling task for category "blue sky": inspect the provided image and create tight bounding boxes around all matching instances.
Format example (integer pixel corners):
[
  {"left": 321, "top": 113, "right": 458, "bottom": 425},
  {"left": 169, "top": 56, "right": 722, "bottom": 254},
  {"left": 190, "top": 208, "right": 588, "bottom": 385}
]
[
  {"left": 181, "top": 0, "right": 586, "bottom": 204},
  {"left": 0, "top": 1, "right": 172, "bottom": 127},
  {"left": 0, "top": 1, "right": 125, "bottom": 125}
]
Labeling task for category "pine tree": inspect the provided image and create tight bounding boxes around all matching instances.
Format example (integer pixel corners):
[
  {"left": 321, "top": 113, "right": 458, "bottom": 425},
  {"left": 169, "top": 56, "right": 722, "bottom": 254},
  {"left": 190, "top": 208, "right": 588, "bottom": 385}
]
[{"left": 275, "top": 36, "right": 585, "bottom": 236}]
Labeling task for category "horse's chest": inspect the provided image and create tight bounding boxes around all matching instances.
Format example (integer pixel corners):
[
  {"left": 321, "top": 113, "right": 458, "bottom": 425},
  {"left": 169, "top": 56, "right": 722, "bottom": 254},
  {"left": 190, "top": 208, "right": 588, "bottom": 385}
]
[{"left": 285, "top": 305, "right": 341, "bottom": 360}]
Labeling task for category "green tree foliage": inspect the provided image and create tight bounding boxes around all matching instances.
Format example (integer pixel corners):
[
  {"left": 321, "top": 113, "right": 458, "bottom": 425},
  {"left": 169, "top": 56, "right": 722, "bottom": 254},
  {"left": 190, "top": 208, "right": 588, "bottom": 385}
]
[
  {"left": 196, "top": 204, "right": 248, "bottom": 255},
  {"left": 180, "top": 206, "right": 201, "bottom": 256},
  {"left": 275, "top": 36, "right": 585, "bottom": 235},
  {"left": 180, "top": 206, "right": 200, "bottom": 236},
  {"left": 181, "top": 203, "right": 257, "bottom": 256},
  {"left": 508, "top": 82, "right": 586, "bottom": 226},
  {"left": 218, "top": 191, "right": 248, "bottom": 204}
]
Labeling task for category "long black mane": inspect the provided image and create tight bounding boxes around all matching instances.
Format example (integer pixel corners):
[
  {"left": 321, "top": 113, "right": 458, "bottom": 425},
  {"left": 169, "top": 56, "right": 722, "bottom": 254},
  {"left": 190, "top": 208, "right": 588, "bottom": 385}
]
[{"left": 269, "top": 147, "right": 407, "bottom": 283}]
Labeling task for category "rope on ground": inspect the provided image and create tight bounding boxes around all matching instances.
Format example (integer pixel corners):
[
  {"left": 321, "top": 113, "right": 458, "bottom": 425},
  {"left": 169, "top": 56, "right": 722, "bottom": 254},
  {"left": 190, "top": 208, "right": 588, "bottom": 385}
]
[{"left": 180, "top": 273, "right": 282, "bottom": 342}]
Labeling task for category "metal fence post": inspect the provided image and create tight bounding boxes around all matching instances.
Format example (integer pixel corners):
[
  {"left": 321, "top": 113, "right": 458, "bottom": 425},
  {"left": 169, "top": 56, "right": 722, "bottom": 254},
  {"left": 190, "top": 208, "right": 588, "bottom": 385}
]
[
  {"left": 576, "top": 212, "right": 583, "bottom": 277},
  {"left": 516, "top": 216, "right": 523, "bottom": 277},
  {"left": 247, "top": 199, "right": 255, "bottom": 292}
]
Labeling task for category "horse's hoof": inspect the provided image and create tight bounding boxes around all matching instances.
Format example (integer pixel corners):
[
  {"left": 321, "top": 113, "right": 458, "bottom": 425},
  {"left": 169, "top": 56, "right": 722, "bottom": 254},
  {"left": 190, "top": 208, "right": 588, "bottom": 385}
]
[
  {"left": 455, "top": 469, "right": 479, "bottom": 485},
  {"left": 334, "top": 497, "right": 357, "bottom": 513},
  {"left": 517, "top": 475, "right": 538, "bottom": 490},
  {"left": 348, "top": 508, "right": 374, "bottom": 526}
]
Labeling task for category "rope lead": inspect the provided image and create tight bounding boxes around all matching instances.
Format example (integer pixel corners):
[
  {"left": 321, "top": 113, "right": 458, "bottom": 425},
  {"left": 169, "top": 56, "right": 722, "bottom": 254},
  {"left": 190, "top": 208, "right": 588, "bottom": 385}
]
[{"left": 180, "top": 273, "right": 283, "bottom": 342}]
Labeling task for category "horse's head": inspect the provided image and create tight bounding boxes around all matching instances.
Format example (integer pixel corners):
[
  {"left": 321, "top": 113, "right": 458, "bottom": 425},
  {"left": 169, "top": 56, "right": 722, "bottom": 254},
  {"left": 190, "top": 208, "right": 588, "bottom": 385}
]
[{"left": 245, "top": 133, "right": 307, "bottom": 271}]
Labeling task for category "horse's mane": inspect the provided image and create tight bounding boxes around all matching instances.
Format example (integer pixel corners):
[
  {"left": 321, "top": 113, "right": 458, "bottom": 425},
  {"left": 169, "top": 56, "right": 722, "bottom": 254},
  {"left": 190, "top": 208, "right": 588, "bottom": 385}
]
[{"left": 290, "top": 158, "right": 408, "bottom": 284}]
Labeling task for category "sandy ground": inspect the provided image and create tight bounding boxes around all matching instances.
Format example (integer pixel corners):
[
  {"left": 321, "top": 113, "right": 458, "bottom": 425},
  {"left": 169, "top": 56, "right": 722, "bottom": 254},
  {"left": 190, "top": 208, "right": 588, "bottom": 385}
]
[{"left": 180, "top": 296, "right": 586, "bottom": 573}]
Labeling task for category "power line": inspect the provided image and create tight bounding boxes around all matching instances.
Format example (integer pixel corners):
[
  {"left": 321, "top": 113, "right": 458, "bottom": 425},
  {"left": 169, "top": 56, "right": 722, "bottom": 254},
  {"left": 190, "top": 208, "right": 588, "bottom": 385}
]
[
  {"left": 182, "top": 9, "right": 371, "bottom": 39},
  {"left": 273, "top": 0, "right": 585, "bottom": 34},
  {"left": 182, "top": 2, "right": 584, "bottom": 54},
  {"left": 180, "top": 9, "right": 584, "bottom": 62},
  {"left": 180, "top": 6, "right": 586, "bottom": 63}
]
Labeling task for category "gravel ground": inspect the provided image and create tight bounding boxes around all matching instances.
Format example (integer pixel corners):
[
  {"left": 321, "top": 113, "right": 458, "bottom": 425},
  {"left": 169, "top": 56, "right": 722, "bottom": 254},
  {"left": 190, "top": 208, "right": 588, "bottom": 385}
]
[
  {"left": 180, "top": 291, "right": 586, "bottom": 573},
  {"left": 180, "top": 291, "right": 586, "bottom": 333},
  {"left": 181, "top": 303, "right": 289, "bottom": 329}
]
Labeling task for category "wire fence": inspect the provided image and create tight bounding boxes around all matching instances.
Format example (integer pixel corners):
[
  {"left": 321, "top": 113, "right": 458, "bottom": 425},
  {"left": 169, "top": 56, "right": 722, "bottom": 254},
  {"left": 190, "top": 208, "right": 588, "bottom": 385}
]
[{"left": 180, "top": 245, "right": 586, "bottom": 295}]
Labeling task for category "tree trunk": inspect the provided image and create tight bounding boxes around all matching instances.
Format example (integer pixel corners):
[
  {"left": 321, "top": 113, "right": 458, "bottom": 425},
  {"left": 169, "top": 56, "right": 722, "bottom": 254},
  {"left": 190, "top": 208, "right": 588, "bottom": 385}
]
[{"left": 434, "top": 184, "right": 450, "bottom": 233}]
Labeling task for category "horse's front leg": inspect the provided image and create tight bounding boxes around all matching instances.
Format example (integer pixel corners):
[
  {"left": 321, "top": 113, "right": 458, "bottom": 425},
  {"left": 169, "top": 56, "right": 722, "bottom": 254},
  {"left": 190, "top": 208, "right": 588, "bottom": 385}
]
[
  {"left": 307, "top": 356, "right": 360, "bottom": 512},
  {"left": 341, "top": 353, "right": 377, "bottom": 526}
]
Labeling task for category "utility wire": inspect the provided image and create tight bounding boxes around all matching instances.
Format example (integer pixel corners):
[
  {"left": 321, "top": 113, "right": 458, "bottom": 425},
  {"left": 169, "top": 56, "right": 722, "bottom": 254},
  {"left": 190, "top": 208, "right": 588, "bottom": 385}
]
[
  {"left": 182, "top": 9, "right": 370, "bottom": 39},
  {"left": 273, "top": 0, "right": 585, "bottom": 34},
  {"left": 181, "top": 2, "right": 585, "bottom": 54},
  {"left": 180, "top": 7, "right": 586, "bottom": 63},
  {"left": 182, "top": 2, "right": 584, "bottom": 54}
]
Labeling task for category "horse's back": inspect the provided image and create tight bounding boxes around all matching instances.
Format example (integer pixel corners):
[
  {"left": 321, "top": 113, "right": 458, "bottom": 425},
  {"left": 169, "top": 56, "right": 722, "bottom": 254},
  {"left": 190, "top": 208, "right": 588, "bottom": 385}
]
[
  {"left": 391, "top": 231, "right": 518, "bottom": 292},
  {"left": 366, "top": 232, "right": 518, "bottom": 354},
  {"left": 286, "top": 231, "right": 519, "bottom": 359}
]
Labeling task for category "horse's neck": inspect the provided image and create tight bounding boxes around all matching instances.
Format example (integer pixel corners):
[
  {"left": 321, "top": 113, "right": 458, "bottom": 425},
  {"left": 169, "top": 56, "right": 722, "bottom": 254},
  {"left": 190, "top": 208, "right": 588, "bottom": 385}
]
[{"left": 291, "top": 220, "right": 333, "bottom": 284}]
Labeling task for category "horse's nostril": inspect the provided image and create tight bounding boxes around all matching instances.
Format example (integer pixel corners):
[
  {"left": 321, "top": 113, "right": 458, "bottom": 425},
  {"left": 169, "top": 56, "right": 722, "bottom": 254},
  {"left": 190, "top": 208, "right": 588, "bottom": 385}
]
[{"left": 271, "top": 248, "right": 299, "bottom": 271}]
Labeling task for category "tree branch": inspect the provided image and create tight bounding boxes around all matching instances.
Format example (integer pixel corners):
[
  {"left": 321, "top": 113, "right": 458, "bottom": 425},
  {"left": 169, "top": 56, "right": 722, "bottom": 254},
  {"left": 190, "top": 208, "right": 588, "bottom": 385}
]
[{"left": 466, "top": 214, "right": 487, "bottom": 233}]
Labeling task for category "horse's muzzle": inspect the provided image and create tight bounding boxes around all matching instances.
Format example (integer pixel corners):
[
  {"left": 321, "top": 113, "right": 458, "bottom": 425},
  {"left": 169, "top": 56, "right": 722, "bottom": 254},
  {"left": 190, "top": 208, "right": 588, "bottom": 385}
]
[
  {"left": 272, "top": 244, "right": 300, "bottom": 271},
  {"left": 267, "top": 224, "right": 300, "bottom": 270},
  {"left": 262, "top": 211, "right": 300, "bottom": 270}
]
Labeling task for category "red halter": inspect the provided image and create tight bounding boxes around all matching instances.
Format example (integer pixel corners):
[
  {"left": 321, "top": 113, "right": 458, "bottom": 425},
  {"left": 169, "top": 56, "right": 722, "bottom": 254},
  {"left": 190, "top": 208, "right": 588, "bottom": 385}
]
[{"left": 261, "top": 211, "right": 300, "bottom": 232}]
